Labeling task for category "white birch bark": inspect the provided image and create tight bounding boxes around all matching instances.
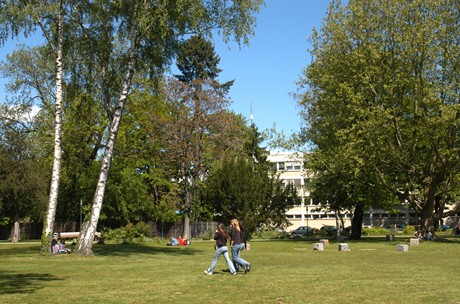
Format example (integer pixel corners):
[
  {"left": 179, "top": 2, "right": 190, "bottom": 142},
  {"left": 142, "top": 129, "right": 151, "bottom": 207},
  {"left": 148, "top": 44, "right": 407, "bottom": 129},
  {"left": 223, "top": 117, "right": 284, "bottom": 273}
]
[
  {"left": 42, "top": 0, "right": 63, "bottom": 253},
  {"left": 76, "top": 35, "right": 138, "bottom": 256}
]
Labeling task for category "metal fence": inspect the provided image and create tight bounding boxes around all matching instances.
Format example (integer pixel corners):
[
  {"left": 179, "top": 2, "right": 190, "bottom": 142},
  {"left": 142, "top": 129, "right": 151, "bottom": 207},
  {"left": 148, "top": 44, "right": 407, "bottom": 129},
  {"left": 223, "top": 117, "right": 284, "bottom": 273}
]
[{"left": 0, "top": 220, "right": 218, "bottom": 241}]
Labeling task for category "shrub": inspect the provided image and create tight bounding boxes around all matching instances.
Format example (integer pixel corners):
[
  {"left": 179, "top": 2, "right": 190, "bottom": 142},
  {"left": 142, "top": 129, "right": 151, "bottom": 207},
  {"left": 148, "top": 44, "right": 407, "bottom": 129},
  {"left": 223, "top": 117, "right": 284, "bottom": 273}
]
[
  {"left": 103, "top": 222, "right": 150, "bottom": 244},
  {"left": 361, "top": 227, "right": 390, "bottom": 236},
  {"left": 252, "top": 228, "right": 287, "bottom": 239},
  {"left": 404, "top": 225, "right": 415, "bottom": 235},
  {"left": 198, "top": 229, "right": 214, "bottom": 240}
]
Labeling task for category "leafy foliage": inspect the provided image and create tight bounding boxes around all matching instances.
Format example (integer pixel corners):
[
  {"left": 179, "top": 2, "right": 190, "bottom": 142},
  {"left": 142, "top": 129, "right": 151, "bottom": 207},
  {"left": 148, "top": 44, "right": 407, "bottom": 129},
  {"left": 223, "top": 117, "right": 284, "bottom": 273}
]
[
  {"left": 102, "top": 221, "right": 150, "bottom": 244},
  {"left": 298, "top": 0, "right": 460, "bottom": 236},
  {"left": 0, "top": 103, "right": 48, "bottom": 233},
  {"left": 202, "top": 125, "right": 299, "bottom": 235}
]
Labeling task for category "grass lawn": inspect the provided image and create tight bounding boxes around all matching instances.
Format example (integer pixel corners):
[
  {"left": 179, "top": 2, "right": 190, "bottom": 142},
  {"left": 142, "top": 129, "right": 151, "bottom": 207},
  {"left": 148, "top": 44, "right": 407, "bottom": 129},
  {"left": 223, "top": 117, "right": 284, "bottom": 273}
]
[{"left": 1, "top": 236, "right": 459, "bottom": 304}]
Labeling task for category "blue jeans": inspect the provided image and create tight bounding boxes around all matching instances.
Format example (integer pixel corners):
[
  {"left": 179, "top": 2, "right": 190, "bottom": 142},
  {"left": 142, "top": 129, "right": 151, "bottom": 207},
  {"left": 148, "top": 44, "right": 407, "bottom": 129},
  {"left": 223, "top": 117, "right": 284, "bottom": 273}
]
[
  {"left": 231, "top": 243, "right": 249, "bottom": 272},
  {"left": 207, "top": 246, "right": 236, "bottom": 274}
]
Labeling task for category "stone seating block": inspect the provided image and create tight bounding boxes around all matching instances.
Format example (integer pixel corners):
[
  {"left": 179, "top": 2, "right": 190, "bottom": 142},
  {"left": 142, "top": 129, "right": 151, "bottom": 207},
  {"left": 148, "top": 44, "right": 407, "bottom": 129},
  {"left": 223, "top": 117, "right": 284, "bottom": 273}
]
[
  {"left": 313, "top": 243, "right": 324, "bottom": 251},
  {"left": 320, "top": 239, "right": 329, "bottom": 246},
  {"left": 410, "top": 238, "right": 419, "bottom": 246},
  {"left": 338, "top": 243, "right": 349, "bottom": 251},
  {"left": 397, "top": 244, "right": 408, "bottom": 251}
]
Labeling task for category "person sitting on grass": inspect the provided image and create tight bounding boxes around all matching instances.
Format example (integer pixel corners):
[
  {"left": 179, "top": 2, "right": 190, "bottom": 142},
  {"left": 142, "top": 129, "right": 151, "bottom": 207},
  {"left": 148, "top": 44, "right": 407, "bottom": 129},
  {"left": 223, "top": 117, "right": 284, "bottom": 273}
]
[
  {"left": 178, "top": 235, "right": 184, "bottom": 246},
  {"left": 183, "top": 235, "right": 191, "bottom": 245},
  {"left": 167, "top": 237, "right": 179, "bottom": 246},
  {"left": 426, "top": 230, "right": 433, "bottom": 241},
  {"left": 51, "top": 239, "right": 59, "bottom": 254},
  {"left": 58, "top": 239, "right": 67, "bottom": 254}
]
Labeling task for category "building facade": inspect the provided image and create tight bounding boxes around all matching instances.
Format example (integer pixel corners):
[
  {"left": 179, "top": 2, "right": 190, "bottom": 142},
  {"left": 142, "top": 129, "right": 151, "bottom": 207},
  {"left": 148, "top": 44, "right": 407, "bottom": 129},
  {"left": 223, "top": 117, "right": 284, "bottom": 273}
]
[
  {"left": 267, "top": 151, "right": 459, "bottom": 232},
  {"left": 267, "top": 151, "right": 349, "bottom": 231}
]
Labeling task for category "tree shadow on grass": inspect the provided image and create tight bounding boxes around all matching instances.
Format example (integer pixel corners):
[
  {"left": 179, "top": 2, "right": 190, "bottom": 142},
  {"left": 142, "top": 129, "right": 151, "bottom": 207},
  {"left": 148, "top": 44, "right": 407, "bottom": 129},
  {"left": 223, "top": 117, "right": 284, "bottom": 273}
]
[
  {"left": 0, "top": 271, "right": 63, "bottom": 295},
  {"left": 0, "top": 244, "right": 41, "bottom": 257},
  {"left": 93, "top": 243, "right": 205, "bottom": 257}
]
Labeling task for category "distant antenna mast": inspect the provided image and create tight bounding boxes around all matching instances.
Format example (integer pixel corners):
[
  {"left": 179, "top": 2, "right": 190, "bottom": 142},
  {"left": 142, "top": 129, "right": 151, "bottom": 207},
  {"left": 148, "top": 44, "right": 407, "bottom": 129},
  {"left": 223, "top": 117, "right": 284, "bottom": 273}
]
[{"left": 250, "top": 102, "right": 258, "bottom": 163}]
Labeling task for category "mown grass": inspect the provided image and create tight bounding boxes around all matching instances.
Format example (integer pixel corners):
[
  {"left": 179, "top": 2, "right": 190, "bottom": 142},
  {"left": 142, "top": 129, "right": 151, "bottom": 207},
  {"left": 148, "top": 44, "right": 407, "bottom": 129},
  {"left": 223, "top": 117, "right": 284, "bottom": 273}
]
[{"left": 1, "top": 236, "right": 459, "bottom": 304}]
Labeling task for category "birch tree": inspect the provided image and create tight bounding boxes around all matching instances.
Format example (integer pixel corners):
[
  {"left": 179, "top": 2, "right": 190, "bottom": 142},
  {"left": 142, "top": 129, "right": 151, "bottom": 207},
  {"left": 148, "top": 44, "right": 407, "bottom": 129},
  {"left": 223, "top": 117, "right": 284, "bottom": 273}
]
[
  {"left": 1, "top": 0, "right": 67, "bottom": 253},
  {"left": 74, "top": 0, "right": 264, "bottom": 255}
]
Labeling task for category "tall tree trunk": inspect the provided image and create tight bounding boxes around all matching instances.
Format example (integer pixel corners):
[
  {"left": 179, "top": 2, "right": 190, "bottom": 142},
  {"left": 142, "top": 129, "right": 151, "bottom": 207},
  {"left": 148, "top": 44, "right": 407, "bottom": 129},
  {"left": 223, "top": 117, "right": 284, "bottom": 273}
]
[
  {"left": 41, "top": 0, "right": 63, "bottom": 254},
  {"left": 420, "top": 198, "right": 436, "bottom": 237},
  {"left": 350, "top": 203, "right": 364, "bottom": 240},
  {"left": 183, "top": 186, "right": 192, "bottom": 239},
  {"left": 11, "top": 216, "right": 20, "bottom": 243},
  {"left": 76, "top": 35, "right": 138, "bottom": 256}
]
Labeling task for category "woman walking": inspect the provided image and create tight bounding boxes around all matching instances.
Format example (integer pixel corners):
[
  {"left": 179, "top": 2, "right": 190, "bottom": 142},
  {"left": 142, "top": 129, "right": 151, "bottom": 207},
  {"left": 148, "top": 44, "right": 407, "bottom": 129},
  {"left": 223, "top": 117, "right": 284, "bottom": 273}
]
[
  {"left": 230, "top": 219, "right": 251, "bottom": 273},
  {"left": 204, "top": 223, "right": 237, "bottom": 275}
]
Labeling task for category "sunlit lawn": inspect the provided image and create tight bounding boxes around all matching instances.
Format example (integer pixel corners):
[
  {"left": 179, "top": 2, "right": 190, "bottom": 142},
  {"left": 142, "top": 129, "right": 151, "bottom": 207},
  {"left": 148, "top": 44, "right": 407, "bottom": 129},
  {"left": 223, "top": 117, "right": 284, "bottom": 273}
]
[{"left": 1, "top": 235, "right": 459, "bottom": 304}]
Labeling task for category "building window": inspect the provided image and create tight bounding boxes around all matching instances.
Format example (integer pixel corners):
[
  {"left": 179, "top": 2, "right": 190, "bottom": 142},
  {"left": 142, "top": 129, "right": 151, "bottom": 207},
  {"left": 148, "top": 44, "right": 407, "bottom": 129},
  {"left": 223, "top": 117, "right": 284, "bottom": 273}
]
[
  {"left": 311, "top": 198, "right": 321, "bottom": 205},
  {"left": 283, "top": 179, "right": 302, "bottom": 189},
  {"left": 278, "top": 162, "right": 285, "bottom": 170},
  {"left": 285, "top": 162, "right": 302, "bottom": 171}
]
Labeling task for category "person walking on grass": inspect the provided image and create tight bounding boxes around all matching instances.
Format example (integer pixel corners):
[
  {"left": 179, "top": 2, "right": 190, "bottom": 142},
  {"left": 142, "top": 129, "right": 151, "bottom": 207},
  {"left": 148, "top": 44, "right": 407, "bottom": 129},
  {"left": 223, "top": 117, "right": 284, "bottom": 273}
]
[
  {"left": 204, "top": 223, "right": 237, "bottom": 275},
  {"left": 230, "top": 219, "right": 251, "bottom": 273},
  {"left": 239, "top": 220, "right": 251, "bottom": 271}
]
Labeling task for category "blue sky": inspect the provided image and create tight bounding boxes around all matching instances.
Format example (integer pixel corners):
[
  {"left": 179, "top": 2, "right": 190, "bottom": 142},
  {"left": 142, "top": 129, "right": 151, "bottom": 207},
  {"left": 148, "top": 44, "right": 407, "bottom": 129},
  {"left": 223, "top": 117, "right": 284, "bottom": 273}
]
[
  {"left": 0, "top": 0, "right": 330, "bottom": 136},
  {"left": 212, "top": 0, "right": 330, "bottom": 136}
]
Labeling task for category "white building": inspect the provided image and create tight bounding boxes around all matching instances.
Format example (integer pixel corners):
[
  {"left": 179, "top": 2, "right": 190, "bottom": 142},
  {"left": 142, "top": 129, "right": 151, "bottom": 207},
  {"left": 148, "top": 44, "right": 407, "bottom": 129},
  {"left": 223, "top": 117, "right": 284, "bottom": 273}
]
[
  {"left": 267, "top": 151, "right": 352, "bottom": 231},
  {"left": 267, "top": 151, "right": 459, "bottom": 232}
]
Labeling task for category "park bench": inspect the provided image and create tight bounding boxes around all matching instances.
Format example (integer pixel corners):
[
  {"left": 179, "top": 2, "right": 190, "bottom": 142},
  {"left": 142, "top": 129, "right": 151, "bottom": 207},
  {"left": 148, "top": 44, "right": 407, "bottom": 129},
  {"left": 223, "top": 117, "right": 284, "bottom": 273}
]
[{"left": 56, "top": 231, "right": 102, "bottom": 240}]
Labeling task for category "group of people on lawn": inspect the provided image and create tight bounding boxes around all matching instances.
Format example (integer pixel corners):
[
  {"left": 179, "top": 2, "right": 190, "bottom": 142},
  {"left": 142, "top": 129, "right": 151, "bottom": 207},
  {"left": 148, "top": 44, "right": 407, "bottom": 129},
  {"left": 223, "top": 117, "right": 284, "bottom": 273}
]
[
  {"left": 204, "top": 218, "right": 251, "bottom": 275},
  {"left": 167, "top": 218, "right": 251, "bottom": 275},
  {"left": 167, "top": 235, "right": 191, "bottom": 246},
  {"left": 51, "top": 239, "right": 72, "bottom": 254},
  {"left": 413, "top": 224, "right": 460, "bottom": 240}
]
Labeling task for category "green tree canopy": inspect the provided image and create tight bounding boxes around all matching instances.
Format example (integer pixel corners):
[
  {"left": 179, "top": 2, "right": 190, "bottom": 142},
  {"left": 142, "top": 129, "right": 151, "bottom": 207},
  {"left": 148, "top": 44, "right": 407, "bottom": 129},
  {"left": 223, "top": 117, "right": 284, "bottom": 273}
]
[
  {"left": 202, "top": 124, "right": 299, "bottom": 235},
  {"left": 0, "top": 103, "right": 48, "bottom": 241},
  {"left": 175, "top": 34, "right": 234, "bottom": 92},
  {"left": 299, "top": 0, "right": 460, "bottom": 235}
]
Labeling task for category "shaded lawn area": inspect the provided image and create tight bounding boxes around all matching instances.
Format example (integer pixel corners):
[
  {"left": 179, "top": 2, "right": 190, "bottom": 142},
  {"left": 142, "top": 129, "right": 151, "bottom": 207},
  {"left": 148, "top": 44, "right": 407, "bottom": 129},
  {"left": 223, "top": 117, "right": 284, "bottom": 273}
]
[{"left": 0, "top": 237, "right": 459, "bottom": 304}]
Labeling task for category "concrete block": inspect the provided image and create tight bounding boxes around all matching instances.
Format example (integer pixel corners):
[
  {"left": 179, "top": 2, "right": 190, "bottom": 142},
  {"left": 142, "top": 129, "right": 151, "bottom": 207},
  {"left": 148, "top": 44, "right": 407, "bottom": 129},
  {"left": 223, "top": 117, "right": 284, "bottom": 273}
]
[
  {"left": 338, "top": 243, "right": 349, "bottom": 251},
  {"left": 313, "top": 243, "right": 324, "bottom": 251},
  {"left": 320, "top": 239, "right": 329, "bottom": 246},
  {"left": 397, "top": 244, "right": 408, "bottom": 251},
  {"left": 410, "top": 238, "right": 419, "bottom": 246}
]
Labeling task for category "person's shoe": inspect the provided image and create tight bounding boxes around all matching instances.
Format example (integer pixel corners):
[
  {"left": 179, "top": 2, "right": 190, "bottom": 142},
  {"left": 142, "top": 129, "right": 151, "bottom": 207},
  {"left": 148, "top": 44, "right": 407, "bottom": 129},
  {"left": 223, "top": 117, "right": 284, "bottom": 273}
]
[
  {"left": 244, "top": 264, "right": 249, "bottom": 274},
  {"left": 232, "top": 272, "right": 237, "bottom": 275},
  {"left": 204, "top": 270, "right": 212, "bottom": 275},
  {"left": 247, "top": 263, "right": 251, "bottom": 273}
]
